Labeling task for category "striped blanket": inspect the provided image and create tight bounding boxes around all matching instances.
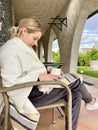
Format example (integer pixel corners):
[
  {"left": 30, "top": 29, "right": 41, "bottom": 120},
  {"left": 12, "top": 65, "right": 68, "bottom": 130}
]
[
  {"left": 9, "top": 103, "right": 38, "bottom": 130},
  {"left": 0, "top": 94, "right": 39, "bottom": 130}
]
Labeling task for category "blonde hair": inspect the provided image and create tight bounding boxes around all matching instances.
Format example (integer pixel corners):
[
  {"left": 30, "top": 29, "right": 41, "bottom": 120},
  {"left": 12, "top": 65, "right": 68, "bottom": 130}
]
[{"left": 10, "top": 18, "right": 43, "bottom": 37}]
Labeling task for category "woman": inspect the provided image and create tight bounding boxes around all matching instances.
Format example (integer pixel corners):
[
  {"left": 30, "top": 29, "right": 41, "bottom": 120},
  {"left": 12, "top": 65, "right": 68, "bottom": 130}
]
[{"left": 0, "top": 18, "right": 98, "bottom": 130}]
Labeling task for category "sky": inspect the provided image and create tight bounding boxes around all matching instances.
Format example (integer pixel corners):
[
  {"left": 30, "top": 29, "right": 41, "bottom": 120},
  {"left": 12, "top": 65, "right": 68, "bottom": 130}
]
[
  {"left": 80, "top": 13, "right": 98, "bottom": 48},
  {"left": 53, "top": 13, "right": 98, "bottom": 51}
]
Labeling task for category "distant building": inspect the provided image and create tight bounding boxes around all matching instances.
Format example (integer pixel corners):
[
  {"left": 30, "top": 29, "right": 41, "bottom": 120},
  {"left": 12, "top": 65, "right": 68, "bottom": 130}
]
[
  {"left": 79, "top": 44, "right": 98, "bottom": 53},
  {"left": 79, "top": 47, "right": 92, "bottom": 53}
]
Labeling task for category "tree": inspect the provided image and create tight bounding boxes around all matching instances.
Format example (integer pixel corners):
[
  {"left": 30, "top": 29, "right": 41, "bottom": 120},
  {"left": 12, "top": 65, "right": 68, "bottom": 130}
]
[
  {"left": 78, "top": 53, "right": 85, "bottom": 66},
  {"left": 78, "top": 48, "right": 98, "bottom": 66},
  {"left": 89, "top": 48, "right": 98, "bottom": 60},
  {"left": 84, "top": 53, "right": 90, "bottom": 66},
  {"left": 52, "top": 50, "right": 60, "bottom": 62}
]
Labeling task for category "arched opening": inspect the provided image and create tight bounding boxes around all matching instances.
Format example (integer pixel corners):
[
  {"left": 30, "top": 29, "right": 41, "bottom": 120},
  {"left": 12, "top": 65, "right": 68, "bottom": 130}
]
[
  {"left": 78, "top": 12, "right": 98, "bottom": 77},
  {"left": 52, "top": 39, "right": 60, "bottom": 62},
  {"left": 79, "top": 13, "right": 98, "bottom": 52}
]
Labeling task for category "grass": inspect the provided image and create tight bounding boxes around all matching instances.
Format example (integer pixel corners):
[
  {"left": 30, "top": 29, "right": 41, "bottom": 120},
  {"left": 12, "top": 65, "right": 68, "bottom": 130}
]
[{"left": 77, "top": 66, "right": 98, "bottom": 78}]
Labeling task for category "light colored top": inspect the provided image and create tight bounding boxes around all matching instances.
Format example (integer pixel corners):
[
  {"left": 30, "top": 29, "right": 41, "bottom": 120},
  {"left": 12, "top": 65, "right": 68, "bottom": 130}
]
[{"left": 0, "top": 37, "right": 48, "bottom": 118}]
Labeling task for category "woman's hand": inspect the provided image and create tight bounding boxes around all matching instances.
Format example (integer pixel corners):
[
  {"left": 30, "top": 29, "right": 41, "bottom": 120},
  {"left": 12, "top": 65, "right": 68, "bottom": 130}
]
[{"left": 39, "top": 73, "right": 60, "bottom": 81}]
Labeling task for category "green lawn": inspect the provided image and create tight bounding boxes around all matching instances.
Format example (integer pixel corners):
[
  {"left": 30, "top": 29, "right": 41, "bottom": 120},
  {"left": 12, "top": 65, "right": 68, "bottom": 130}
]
[{"left": 77, "top": 66, "right": 98, "bottom": 78}]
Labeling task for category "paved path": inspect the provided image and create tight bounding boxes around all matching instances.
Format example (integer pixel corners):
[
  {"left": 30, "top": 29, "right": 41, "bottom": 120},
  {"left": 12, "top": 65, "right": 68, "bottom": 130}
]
[{"left": 81, "top": 74, "right": 98, "bottom": 88}]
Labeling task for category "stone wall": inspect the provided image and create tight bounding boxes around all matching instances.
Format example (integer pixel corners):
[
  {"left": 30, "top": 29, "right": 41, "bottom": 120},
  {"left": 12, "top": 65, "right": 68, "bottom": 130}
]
[
  {"left": 0, "top": 0, "right": 12, "bottom": 45},
  {"left": 90, "top": 60, "right": 98, "bottom": 71}
]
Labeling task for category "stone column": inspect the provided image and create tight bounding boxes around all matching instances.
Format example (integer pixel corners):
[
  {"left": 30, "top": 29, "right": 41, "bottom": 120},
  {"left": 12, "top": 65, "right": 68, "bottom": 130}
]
[
  {"left": 53, "top": 0, "right": 85, "bottom": 73},
  {"left": 42, "top": 28, "right": 51, "bottom": 62},
  {"left": 70, "top": 0, "right": 98, "bottom": 73},
  {"left": 0, "top": 0, "right": 13, "bottom": 45}
]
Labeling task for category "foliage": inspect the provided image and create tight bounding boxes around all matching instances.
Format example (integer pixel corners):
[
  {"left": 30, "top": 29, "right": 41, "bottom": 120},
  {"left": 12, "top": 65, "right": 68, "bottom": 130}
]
[
  {"left": 52, "top": 50, "right": 60, "bottom": 62},
  {"left": 78, "top": 53, "right": 86, "bottom": 66},
  {"left": 77, "top": 66, "right": 98, "bottom": 78},
  {"left": 89, "top": 48, "right": 98, "bottom": 60},
  {"left": 51, "top": 49, "right": 98, "bottom": 78},
  {"left": 52, "top": 48, "right": 98, "bottom": 65},
  {"left": 78, "top": 48, "right": 98, "bottom": 66}
]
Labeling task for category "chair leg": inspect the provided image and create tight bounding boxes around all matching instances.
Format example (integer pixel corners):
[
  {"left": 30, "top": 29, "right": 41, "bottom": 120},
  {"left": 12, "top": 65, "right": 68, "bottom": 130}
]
[
  {"left": 57, "top": 107, "right": 65, "bottom": 117},
  {"left": 52, "top": 107, "right": 65, "bottom": 124},
  {"left": 52, "top": 108, "right": 56, "bottom": 124}
]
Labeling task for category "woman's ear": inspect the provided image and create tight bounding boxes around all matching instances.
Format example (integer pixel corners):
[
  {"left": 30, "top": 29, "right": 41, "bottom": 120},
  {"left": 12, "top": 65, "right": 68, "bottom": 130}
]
[{"left": 21, "top": 28, "right": 28, "bottom": 36}]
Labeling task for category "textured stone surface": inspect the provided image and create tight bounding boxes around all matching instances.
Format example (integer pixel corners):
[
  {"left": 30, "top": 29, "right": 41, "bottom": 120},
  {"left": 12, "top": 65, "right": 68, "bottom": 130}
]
[
  {"left": 12, "top": 0, "right": 67, "bottom": 31},
  {"left": 0, "top": 0, "right": 12, "bottom": 45}
]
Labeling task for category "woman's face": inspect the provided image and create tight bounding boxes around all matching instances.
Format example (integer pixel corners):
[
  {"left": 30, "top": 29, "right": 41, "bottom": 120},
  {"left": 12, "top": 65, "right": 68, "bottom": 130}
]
[{"left": 20, "top": 28, "right": 42, "bottom": 47}]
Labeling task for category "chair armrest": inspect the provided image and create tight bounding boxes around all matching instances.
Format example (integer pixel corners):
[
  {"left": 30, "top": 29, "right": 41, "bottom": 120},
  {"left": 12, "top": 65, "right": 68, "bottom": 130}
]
[{"left": 0, "top": 80, "right": 70, "bottom": 93}]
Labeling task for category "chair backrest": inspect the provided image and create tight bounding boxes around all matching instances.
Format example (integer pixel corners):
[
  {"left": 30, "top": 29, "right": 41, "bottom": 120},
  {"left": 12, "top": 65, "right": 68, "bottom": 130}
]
[{"left": 0, "top": 76, "right": 9, "bottom": 130}]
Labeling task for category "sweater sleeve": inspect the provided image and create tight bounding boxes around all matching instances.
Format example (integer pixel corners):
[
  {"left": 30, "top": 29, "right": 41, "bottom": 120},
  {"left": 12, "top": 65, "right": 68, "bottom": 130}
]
[{"left": 0, "top": 51, "right": 39, "bottom": 87}]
